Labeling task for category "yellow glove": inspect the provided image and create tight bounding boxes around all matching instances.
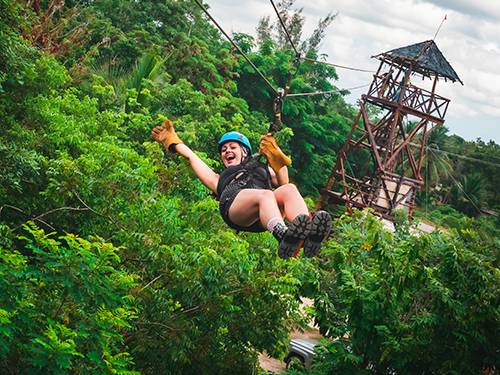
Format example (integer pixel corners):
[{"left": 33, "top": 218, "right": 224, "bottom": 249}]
[
  {"left": 259, "top": 134, "right": 291, "bottom": 173},
  {"left": 151, "top": 119, "right": 184, "bottom": 154}
]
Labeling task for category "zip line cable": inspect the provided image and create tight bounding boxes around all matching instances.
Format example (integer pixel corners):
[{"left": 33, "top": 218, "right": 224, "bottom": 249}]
[
  {"left": 193, "top": 0, "right": 373, "bottom": 99},
  {"left": 426, "top": 146, "right": 428, "bottom": 217},
  {"left": 269, "top": 0, "right": 300, "bottom": 57},
  {"left": 269, "top": 0, "right": 374, "bottom": 73},
  {"left": 268, "top": 0, "right": 372, "bottom": 98},
  {"left": 192, "top": 0, "right": 277, "bottom": 94},
  {"left": 287, "top": 83, "right": 370, "bottom": 97},
  {"left": 429, "top": 147, "right": 483, "bottom": 216},
  {"left": 409, "top": 143, "right": 500, "bottom": 169},
  {"left": 302, "top": 57, "right": 375, "bottom": 73}
]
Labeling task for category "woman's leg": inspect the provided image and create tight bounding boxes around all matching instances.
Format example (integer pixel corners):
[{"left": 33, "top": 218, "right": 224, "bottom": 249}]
[
  {"left": 272, "top": 184, "right": 309, "bottom": 222},
  {"left": 227, "top": 187, "right": 313, "bottom": 259},
  {"left": 227, "top": 189, "right": 281, "bottom": 228},
  {"left": 228, "top": 184, "right": 309, "bottom": 228}
]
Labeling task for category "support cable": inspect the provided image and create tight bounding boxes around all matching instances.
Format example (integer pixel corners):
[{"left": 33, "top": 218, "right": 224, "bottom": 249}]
[
  {"left": 287, "top": 83, "right": 370, "bottom": 97},
  {"left": 429, "top": 148, "right": 483, "bottom": 216},
  {"left": 269, "top": 0, "right": 300, "bottom": 57},
  {"left": 409, "top": 143, "right": 500, "bottom": 168},
  {"left": 193, "top": 0, "right": 277, "bottom": 94},
  {"left": 302, "top": 57, "right": 375, "bottom": 73},
  {"left": 426, "top": 146, "right": 428, "bottom": 217},
  {"left": 268, "top": 0, "right": 373, "bottom": 100}
]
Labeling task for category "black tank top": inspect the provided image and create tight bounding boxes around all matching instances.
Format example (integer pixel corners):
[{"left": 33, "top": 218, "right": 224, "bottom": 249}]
[{"left": 217, "top": 159, "right": 272, "bottom": 198}]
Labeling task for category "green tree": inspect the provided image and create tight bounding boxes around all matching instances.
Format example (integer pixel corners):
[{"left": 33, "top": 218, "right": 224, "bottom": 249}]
[
  {"left": 451, "top": 172, "right": 489, "bottom": 217},
  {"left": 0, "top": 0, "right": 34, "bottom": 93},
  {"left": 420, "top": 125, "right": 453, "bottom": 190},
  {"left": 0, "top": 46, "right": 312, "bottom": 373},
  {"left": 465, "top": 139, "right": 500, "bottom": 208},
  {"left": 308, "top": 210, "right": 500, "bottom": 374},
  {"left": 124, "top": 52, "right": 166, "bottom": 113},
  {"left": 0, "top": 224, "right": 138, "bottom": 374},
  {"left": 256, "top": 0, "right": 336, "bottom": 55}
]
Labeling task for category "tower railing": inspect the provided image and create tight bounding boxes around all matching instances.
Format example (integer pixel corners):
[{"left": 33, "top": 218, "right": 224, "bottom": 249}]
[{"left": 368, "top": 75, "right": 450, "bottom": 120}]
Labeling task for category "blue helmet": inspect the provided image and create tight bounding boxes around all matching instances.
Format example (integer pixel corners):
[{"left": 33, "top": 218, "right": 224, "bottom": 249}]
[{"left": 218, "top": 132, "right": 252, "bottom": 154}]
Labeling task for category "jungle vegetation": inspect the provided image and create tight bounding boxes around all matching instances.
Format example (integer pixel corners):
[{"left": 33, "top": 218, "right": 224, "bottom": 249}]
[{"left": 1, "top": 0, "right": 499, "bottom": 374}]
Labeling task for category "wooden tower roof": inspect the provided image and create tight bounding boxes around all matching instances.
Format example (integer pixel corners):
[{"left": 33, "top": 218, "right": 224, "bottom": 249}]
[{"left": 373, "top": 40, "right": 463, "bottom": 85}]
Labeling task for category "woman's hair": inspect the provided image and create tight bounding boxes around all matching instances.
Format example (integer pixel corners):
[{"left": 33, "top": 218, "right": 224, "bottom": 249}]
[{"left": 240, "top": 144, "right": 250, "bottom": 157}]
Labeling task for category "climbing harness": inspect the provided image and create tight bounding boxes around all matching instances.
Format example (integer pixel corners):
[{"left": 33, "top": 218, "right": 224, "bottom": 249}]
[{"left": 217, "top": 157, "right": 273, "bottom": 233}]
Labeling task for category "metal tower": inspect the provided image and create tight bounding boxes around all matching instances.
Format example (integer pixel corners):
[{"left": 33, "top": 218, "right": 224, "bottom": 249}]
[{"left": 319, "top": 40, "right": 462, "bottom": 219}]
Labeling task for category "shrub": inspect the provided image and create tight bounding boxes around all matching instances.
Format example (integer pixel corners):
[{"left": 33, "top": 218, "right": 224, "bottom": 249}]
[{"left": 311, "top": 210, "right": 500, "bottom": 374}]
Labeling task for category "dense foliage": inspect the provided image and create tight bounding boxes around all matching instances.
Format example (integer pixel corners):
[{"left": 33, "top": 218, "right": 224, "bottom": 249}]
[
  {"left": 1, "top": 0, "right": 500, "bottom": 373},
  {"left": 307, "top": 210, "right": 500, "bottom": 374}
]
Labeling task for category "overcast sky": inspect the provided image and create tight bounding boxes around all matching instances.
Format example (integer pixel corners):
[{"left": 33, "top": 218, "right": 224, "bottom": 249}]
[{"left": 203, "top": 0, "right": 500, "bottom": 143}]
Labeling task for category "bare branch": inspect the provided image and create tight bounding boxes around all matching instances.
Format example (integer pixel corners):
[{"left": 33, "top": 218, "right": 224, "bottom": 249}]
[
  {"left": 8, "top": 205, "right": 89, "bottom": 231},
  {"left": 35, "top": 219, "right": 56, "bottom": 231},
  {"left": 31, "top": 206, "right": 89, "bottom": 222},
  {"left": 144, "top": 176, "right": 167, "bottom": 205},
  {"left": 141, "top": 274, "right": 165, "bottom": 290},
  {"left": 53, "top": 291, "right": 69, "bottom": 320},
  {"left": 144, "top": 185, "right": 162, "bottom": 205},
  {"left": 72, "top": 190, "right": 121, "bottom": 229},
  {"left": 3, "top": 204, "right": 29, "bottom": 215},
  {"left": 182, "top": 305, "right": 204, "bottom": 314},
  {"left": 137, "top": 321, "right": 176, "bottom": 332}
]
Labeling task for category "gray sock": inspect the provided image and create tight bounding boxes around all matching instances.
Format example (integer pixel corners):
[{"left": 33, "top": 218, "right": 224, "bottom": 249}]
[{"left": 267, "top": 217, "right": 287, "bottom": 242}]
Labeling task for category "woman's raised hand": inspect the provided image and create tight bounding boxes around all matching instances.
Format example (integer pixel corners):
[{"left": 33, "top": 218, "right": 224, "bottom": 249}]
[
  {"left": 152, "top": 119, "right": 184, "bottom": 154},
  {"left": 259, "top": 134, "right": 291, "bottom": 173}
]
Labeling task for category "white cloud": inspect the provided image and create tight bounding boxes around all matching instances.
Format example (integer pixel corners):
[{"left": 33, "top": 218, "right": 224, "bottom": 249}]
[
  {"left": 481, "top": 105, "right": 500, "bottom": 117},
  {"left": 205, "top": 0, "right": 500, "bottom": 142}
]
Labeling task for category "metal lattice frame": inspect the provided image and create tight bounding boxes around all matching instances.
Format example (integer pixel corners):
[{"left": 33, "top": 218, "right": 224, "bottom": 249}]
[{"left": 319, "top": 41, "right": 460, "bottom": 219}]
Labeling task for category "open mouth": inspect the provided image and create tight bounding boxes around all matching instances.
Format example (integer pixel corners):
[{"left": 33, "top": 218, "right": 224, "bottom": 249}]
[{"left": 226, "top": 155, "right": 235, "bottom": 161}]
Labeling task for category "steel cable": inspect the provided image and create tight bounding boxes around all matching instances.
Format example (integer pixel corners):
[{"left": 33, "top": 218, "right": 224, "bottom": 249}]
[
  {"left": 302, "top": 57, "right": 374, "bottom": 73},
  {"left": 269, "top": 0, "right": 300, "bottom": 57},
  {"left": 408, "top": 143, "right": 500, "bottom": 168},
  {"left": 193, "top": 1, "right": 374, "bottom": 99},
  {"left": 428, "top": 147, "right": 483, "bottom": 216},
  {"left": 286, "top": 83, "right": 370, "bottom": 97},
  {"left": 193, "top": 0, "right": 277, "bottom": 94}
]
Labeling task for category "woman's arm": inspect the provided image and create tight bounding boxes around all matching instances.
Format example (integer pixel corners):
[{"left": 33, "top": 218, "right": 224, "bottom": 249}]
[
  {"left": 270, "top": 165, "right": 289, "bottom": 188},
  {"left": 152, "top": 122, "right": 219, "bottom": 194},
  {"left": 174, "top": 144, "right": 219, "bottom": 194}
]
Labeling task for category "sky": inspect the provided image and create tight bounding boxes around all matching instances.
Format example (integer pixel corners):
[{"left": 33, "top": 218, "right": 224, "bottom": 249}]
[{"left": 202, "top": 0, "right": 500, "bottom": 143}]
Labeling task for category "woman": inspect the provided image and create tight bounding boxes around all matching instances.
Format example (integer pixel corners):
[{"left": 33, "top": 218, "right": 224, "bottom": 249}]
[{"left": 152, "top": 119, "right": 332, "bottom": 259}]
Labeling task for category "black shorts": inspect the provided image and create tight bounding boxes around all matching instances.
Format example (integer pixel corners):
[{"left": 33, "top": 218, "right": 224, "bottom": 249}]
[{"left": 219, "top": 180, "right": 267, "bottom": 233}]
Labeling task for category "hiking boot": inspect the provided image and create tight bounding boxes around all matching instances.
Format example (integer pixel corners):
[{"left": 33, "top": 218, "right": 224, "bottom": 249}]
[
  {"left": 303, "top": 211, "right": 332, "bottom": 258},
  {"left": 277, "top": 214, "right": 312, "bottom": 259}
]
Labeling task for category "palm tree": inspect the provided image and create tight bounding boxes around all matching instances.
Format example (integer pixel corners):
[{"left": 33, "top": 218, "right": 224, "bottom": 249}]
[
  {"left": 419, "top": 125, "right": 453, "bottom": 190},
  {"left": 452, "top": 173, "right": 489, "bottom": 217},
  {"left": 124, "top": 53, "right": 167, "bottom": 113},
  {"left": 89, "top": 52, "right": 168, "bottom": 113}
]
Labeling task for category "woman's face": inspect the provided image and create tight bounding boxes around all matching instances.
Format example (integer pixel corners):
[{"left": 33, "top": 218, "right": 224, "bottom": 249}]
[{"left": 220, "top": 141, "right": 247, "bottom": 167}]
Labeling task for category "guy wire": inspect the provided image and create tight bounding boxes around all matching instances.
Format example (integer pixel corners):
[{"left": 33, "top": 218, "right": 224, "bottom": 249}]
[
  {"left": 287, "top": 83, "right": 370, "bottom": 97},
  {"left": 193, "top": 0, "right": 278, "bottom": 94},
  {"left": 429, "top": 147, "right": 483, "bottom": 216},
  {"left": 302, "top": 57, "right": 374, "bottom": 73},
  {"left": 269, "top": 0, "right": 300, "bottom": 57}
]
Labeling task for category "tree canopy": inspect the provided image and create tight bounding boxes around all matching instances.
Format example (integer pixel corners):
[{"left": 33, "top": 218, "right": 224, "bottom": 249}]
[{"left": 1, "top": 0, "right": 500, "bottom": 373}]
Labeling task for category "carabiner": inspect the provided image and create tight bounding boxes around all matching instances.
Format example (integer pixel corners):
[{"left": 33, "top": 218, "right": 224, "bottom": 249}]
[
  {"left": 273, "top": 87, "right": 285, "bottom": 114},
  {"left": 289, "top": 54, "right": 301, "bottom": 76}
]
